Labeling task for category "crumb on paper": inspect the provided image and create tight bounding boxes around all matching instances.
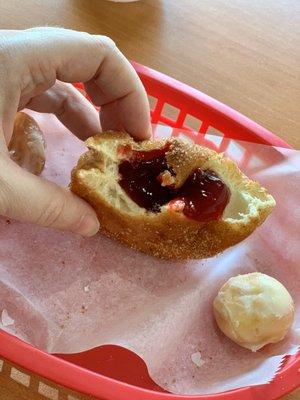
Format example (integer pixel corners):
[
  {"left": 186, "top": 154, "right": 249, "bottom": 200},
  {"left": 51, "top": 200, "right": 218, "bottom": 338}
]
[
  {"left": 81, "top": 305, "right": 87, "bottom": 314},
  {"left": 1, "top": 309, "right": 15, "bottom": 327},
  {"left": 191, "top": 351, "right": 205, "bottom": 368},
  {"left": 84, "top": 285, "right": 90, "bottom": 293}
]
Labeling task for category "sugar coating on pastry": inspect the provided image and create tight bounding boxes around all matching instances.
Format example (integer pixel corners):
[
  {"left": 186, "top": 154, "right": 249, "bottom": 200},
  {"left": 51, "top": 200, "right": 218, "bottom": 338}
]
[
  {"left": 71, "top": 132, "right": 276, "bottom": 260},
  {"left": 213, "top": 272, "right": 294, "bottom": 351}
]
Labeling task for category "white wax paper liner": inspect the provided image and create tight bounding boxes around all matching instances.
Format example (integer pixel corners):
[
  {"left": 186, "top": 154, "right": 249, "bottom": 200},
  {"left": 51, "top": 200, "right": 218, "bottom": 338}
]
[{"left": 0, "top": 112, "right": 299, "bottom": 395}]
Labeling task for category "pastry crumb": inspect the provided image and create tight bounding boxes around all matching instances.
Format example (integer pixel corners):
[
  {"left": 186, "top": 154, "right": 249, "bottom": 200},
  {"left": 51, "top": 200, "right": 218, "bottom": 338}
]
[
  {"left": 159, "top": 170, "right": 175, "bottom": 187},
  {"left": 81, "top": 305, "right": 87, "bottom": 314},
  {"left": 170, "top": 199, "right": 185, "bottom": 212},
  {"left": 191, "top": 351, "right": 205, "bottom": 368}
]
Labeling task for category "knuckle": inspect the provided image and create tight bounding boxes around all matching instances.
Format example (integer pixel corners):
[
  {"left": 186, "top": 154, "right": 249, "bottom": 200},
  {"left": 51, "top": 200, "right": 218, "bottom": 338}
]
[
  {"left": 21, "top": 61, "right": 56, "bottom": 96},
  {"left": 53, "top": 86, "right": 69, "bottom": 118},
  {"left": 69, "top": 211, "right": 89, "bottom": 234},
  {"left": 0, "top": 169, "right": 13, "bottom": 217},
  {"left": 0, "top": 187, "right": 10, "bottom": 217},
  {"left": 35, "top": 195, "right": 67, "bottom": 228},
  {"left": 101, "top": 35, "right": 116, "bottom": 49},
  {"left": 95, "top": 35, "right": 117, "bottom": 53}
]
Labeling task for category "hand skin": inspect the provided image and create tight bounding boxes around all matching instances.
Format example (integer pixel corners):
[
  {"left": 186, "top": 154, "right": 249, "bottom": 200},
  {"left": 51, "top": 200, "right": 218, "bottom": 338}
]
[{"left": 0, "top": 27, "right": 151, "bottom": 236}]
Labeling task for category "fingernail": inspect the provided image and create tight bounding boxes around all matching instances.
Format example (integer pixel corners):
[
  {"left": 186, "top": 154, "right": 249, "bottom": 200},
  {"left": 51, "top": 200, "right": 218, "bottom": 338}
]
[
  {"left": 139, "top": 124, "right": 152, "bottom": 141},
  {"left": 77, "top": 214, "right": 100, "bottom": 237}
]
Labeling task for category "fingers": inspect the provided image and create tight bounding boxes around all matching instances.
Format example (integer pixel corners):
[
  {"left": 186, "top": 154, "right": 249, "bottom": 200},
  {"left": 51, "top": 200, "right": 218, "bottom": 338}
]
[
  {"left": 0, "top": 27, "right": 151, "bottom": 236},
  {"left": 85, "top": 77, "right": 151, "bottom": 139},
  {"left": 100, "top": 90, "right": 152, "bottom": 139},
  {"left": 0, "top": 157, "right": 99, "bottom": 236},
  {"left": 84, "top": 42, "right": 151, "bottom": 139},
  {"left": 26, "top": 81, "right": 100, "bottom": 140},
  {"left": 0, "top": 27, "right": 151, "bottom": 140}
]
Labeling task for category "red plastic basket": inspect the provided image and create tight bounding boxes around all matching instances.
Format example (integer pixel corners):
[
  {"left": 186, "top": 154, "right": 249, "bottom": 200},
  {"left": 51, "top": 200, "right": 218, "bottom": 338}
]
[{"left": 0, "top": 62, "right": 299, "bottom": 400}]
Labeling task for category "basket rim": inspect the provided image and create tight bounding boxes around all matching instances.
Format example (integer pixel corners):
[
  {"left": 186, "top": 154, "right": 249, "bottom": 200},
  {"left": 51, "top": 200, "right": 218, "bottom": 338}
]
[
  {"left": 132, "top": 61, "right": 292, "bottom": 150},
  {"left": 0, "top": 330, "right": 299, "bottom": 400},
  {"left": 1, "top": 62, "right": 298, "bottom": 400}
]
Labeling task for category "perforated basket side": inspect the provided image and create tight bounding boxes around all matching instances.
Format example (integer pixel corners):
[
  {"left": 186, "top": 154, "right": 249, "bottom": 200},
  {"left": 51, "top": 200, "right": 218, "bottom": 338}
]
[
  {"left": 132, "top": 62, "right": 291, "bottom": 149},
  {"left": 0, "top": 357, "right": 89, "bottom": 400}
]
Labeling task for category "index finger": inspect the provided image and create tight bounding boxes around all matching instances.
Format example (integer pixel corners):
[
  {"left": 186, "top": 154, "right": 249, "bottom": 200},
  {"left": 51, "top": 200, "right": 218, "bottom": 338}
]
[
  {"left": 48, "top": 29, "right": 151, "bottom": 140},
  {"left": 2, "top": 28, "right": 151, "bottom": 140},
  {"left": 84, "top": 42, "right": 152, "bottom": 139}
]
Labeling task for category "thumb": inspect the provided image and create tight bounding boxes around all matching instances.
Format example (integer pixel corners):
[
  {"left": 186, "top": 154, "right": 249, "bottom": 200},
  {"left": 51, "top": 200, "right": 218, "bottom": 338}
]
[{"left": 0, "top": 158, "right": 100, "bottom": 236}]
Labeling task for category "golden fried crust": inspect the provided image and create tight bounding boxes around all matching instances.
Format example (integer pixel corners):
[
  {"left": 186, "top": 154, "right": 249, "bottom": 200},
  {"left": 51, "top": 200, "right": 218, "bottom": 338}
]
[{"left": 70, "top": 132, "right": 275, "bottom": 260}]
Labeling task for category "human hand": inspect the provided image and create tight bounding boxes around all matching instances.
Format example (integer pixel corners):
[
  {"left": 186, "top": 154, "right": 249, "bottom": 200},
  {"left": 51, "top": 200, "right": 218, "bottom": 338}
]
[{"left": 0, "top": 27, "right": 150, "bottom": 236}]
